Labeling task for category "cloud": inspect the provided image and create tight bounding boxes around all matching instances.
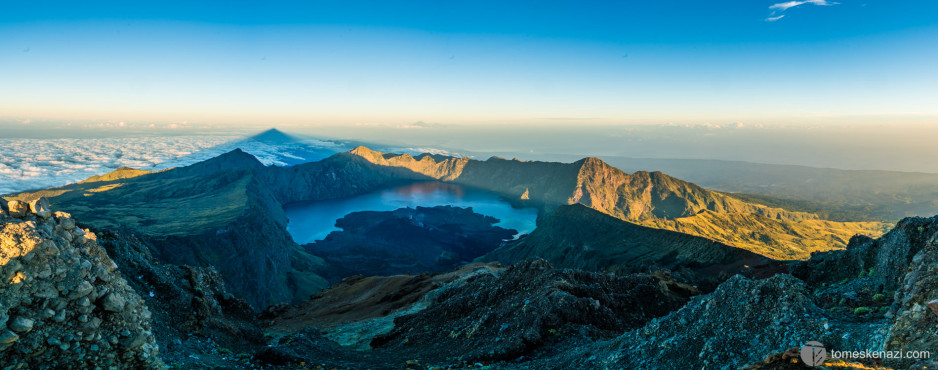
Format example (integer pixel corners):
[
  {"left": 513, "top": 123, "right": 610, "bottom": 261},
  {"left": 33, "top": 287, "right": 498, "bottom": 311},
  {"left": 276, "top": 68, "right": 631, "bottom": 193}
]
[
  {"left": 398, "top": 121, "right": 441, "bottom": 129},
  {"left": 0, "top": 134, "right": 351, "bottom": 195},
  {"left": 770, "top": 0, "right": 837, "bottom": 10},
  {"left": 766, "top": 0, "right": 838, "bottom": 21},
  {"left": 351, "top": 121, "right": 447, "bottom": 130}
]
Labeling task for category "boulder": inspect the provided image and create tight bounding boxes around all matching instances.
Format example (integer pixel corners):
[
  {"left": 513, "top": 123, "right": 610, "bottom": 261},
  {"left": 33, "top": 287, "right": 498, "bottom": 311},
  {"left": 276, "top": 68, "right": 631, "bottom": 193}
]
[
  {"left": 54, "top": 212, "right": 75, "bottom": 230},
  {"left": 6, "top": 200, "right": 28, "bottom": 217},
  {"left": 29, "top": 197, "right": 52, "bottom": 218},
  {"left": 7, "top": 317, "right": 33, "bottom": 333},
  {"left": 0, "top": 330, "right": 18, "bottom": 344},
  {"left": 100, "top": 293, "right": 126, "bottom": 312},
  {"left": 0, "top": 330, "right": 18, "bottom": 352}
]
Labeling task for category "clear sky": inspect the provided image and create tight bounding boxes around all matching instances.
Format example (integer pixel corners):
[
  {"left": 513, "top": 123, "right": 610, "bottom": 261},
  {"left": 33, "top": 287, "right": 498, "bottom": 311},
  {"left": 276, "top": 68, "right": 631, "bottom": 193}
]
[{"left": 2, "top": 0, "right": 937, "bottom": 128}]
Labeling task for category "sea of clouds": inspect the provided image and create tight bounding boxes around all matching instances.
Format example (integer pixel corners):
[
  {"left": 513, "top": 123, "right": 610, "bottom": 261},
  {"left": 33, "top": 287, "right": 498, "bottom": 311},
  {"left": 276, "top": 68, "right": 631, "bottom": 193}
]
[{"left": 0, "top": 135, "right": 345, "bottom": 195}]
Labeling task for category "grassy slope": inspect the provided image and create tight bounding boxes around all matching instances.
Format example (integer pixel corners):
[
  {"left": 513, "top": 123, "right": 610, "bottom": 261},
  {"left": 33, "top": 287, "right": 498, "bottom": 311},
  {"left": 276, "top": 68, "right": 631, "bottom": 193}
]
[
  {"left": 642, "top": 211, "right": 890, "bottom": 260},
  {"left": 5, "top": 165, "right": 248, "bottom": 237}
]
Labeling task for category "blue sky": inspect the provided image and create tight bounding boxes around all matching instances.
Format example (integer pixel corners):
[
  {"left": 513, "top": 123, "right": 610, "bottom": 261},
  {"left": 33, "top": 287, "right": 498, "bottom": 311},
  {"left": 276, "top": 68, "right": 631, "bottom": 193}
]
[{"left": 1, "top": 0, "right": 937, "bottom": 129}]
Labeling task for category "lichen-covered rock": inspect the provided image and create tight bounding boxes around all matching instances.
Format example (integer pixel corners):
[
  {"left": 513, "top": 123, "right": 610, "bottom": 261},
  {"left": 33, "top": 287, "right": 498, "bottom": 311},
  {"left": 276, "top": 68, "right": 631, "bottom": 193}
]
[{"left": 0, "top": 209, "right": 163, "bottom": 368}]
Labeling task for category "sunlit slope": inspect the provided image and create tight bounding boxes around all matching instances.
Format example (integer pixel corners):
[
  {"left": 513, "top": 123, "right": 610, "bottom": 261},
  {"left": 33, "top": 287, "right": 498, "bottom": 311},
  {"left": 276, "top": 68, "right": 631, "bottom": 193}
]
[
  {"left": 347, "top": 146, "right": 890, "bottom": 259},
  {"left": 643, "top": 211, "right": 890, "bottom": 260}
]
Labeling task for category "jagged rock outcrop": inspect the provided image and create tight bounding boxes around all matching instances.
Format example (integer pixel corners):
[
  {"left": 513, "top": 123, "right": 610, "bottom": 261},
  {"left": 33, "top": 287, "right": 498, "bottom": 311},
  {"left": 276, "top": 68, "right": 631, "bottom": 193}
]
[
  {"left": 792, "top": 216, "right": 938, "bottom": 368},
  {"left": 885, "top": 229, "right": 938, "bottom": 362},
  {"left": 0, "top": 200, "right": 162, "bottom": 369},
  {"left": 792, "top": 216, "right": 938, "bottom": 292},
  {"left": 548, "top": 274, "right": 877, "bottom": 370},
  {"left": 93, "top": 229, "right": 266, "bottom": 366}
]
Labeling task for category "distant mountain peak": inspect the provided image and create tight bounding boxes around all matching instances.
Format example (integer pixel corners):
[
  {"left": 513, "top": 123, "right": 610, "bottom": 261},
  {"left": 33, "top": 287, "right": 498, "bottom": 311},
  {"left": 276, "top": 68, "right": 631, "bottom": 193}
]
[
  {"left": 349, "top": 145, "right": 379, "bottom": 155},
  {"left": 179, "top": 148, "right": 265, "bottom": 174}
]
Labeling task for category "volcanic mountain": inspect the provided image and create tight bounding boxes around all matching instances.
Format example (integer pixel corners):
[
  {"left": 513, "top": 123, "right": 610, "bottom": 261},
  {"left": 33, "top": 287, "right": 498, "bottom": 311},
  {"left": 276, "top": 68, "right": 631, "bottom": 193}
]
[
  {"left": 4, "top": 144, "right": 887, "bottom": 308},
  {"left": 3, "top": 148, "right": 434, "bottom": 308}
]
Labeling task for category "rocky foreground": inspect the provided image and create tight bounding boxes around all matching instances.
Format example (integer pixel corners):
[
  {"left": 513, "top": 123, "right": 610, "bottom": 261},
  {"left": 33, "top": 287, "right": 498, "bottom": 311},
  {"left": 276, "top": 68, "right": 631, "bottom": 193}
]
[
  {"left": 1, "top": 199, "right": 162, "bottom": 369},
  {"left": 3, "top": 197, "right": 938, "bottom": 369}
]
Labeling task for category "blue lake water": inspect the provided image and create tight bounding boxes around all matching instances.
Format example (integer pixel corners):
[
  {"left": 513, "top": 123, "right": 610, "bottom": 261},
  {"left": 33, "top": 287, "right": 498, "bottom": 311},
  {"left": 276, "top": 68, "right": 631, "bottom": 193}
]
[{"left": 284, "top": 182, "right": 540, "bottom": 245}]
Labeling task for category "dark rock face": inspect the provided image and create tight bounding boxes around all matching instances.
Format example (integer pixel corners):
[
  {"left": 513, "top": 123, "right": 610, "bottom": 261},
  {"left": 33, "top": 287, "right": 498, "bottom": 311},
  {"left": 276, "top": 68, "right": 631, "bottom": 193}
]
[
  {"left": 791, "top": 216, "right": 938, "bottom": 291},
  {"left": 0, "top": 209, "right": 162, "bottom": 368},
  {"left": 550, "top": 274, "right": 879, "bottom": 370},
  {"left": 305, "top": 206, "right": 517, "bottom": 281},
  {"left": 93, "top": 230, "right": 266, "bottom": 365},
  {"left": 370, "top": 259, "right": 688, "bottom": 363},
  {"left": 882, "top": 228, "right": 938, "bottom": 368}
]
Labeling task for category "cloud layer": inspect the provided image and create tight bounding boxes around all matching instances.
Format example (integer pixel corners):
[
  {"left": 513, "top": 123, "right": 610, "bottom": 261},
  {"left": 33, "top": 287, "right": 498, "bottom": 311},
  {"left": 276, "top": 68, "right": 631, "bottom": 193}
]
[{"left": 0, "top": 135, "right": 345, "bottom": 196}]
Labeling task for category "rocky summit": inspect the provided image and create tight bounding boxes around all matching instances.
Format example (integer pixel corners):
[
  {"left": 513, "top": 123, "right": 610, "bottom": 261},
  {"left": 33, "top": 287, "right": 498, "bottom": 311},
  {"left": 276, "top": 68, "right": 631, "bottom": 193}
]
[{"left": 0, "top": 199, "right": 162, "bottom": 369}]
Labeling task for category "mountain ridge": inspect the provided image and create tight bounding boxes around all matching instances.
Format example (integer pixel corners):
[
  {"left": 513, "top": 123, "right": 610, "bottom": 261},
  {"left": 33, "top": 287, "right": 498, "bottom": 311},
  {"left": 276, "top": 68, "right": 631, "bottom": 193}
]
[
  {"left": 3, "top": 144, "right": 888, "bottom": 307},
  {"left": 343, "top": 146, "right": 888, "bottom": 259}
]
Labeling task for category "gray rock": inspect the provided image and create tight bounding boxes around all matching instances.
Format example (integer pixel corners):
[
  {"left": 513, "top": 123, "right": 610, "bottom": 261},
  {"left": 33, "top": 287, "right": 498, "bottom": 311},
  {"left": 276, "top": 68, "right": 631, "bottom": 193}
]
[
  {"left": 0, "top": 330, "right": 18, "bottom": 351},
  {"left": 0, "top": 259, "right": 22, "bottom": 281},
  {"left": 29, "top": 197, "right": 52, "bottom": 218},
  {"left": 8, "top": 317, "right": 34, "bottom": 333},
  {"left": 100, "top": 293, "right": 126, "bottom": 312},
  {"left": 6, "top": 200, "right": 28, "bottom": 217},
  {"left": 53, "top": 310, "right": 66, "bottom": 323},
  {"left": 71, "top": 281, "right": 94, "bottom": 299},
  {"left": 54, "top": 212, "right": 75, "bottom": 230},
  {"left": 40, "top": 309, "right": 56, "bottom": 319},
  {"left": 120, "top": 331, "right": 148, "bottom": 350},
  {"left": 37, "top": 264, "right": 52, "bottom": 279},
  {"left": 77, "top": 296, "right": 91, "bottom": 307},
  {"left": 0, "top": 330, "right": 18, "bottom": 344},
  {"left": 34, "top": 286, "right": 59, "bottom": 299}
]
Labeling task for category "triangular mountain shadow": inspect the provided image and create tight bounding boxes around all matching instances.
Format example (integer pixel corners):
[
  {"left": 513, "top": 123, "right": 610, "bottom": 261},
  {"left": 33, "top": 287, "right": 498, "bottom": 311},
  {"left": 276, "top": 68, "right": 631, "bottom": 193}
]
[{"left": 153, "top": 128, "right": 350, "bottom": 170}]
